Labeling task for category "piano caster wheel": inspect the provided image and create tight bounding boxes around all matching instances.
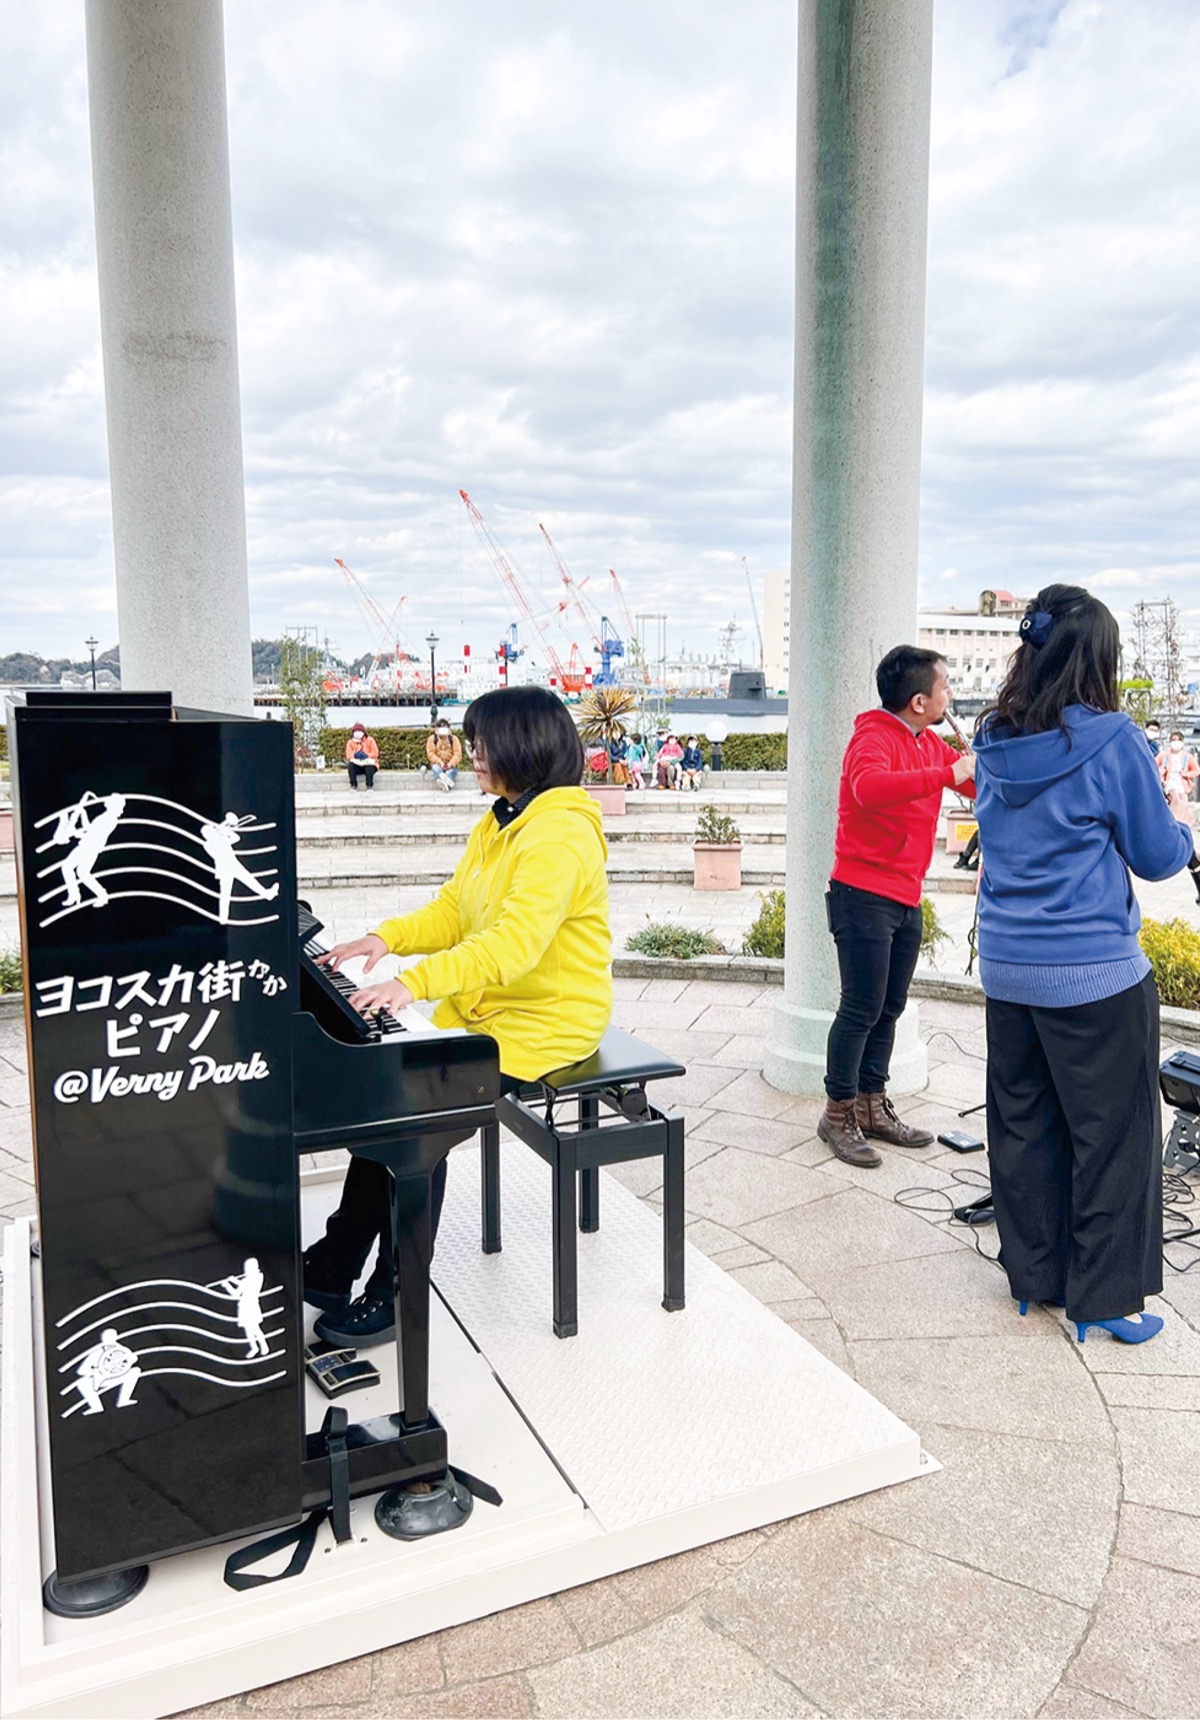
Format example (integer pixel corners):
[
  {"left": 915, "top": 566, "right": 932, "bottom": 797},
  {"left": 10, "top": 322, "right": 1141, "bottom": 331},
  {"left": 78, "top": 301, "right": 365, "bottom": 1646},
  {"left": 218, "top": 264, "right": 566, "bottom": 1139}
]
[
  {"left": 374, "top": 1471, "right": 473, "bottom": 1541},
  {"left": 43, "top": 1564, "right": 149, "bottom": 1618}
]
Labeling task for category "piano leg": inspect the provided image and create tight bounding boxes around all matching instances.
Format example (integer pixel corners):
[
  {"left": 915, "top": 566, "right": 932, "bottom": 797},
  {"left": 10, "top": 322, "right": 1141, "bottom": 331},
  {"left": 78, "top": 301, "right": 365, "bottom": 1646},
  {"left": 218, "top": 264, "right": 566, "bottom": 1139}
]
[{"left": 387, "top": 1168, "right": 434, "bottom": 1427}]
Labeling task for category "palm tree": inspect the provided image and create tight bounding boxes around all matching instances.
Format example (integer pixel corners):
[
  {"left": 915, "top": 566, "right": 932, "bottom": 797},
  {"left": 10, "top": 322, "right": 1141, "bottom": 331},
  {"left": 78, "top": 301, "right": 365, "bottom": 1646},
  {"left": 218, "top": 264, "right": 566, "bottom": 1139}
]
[{"left": 575, "top": 685, "right": 640, "bottom": 782}]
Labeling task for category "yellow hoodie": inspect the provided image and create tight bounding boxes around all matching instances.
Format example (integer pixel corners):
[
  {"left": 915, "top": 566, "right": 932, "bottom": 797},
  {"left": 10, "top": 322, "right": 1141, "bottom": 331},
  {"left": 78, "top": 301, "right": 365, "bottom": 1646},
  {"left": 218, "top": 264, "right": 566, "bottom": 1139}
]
[{"left": 372, "top": 786, "right": 613, "bottom": 1081}]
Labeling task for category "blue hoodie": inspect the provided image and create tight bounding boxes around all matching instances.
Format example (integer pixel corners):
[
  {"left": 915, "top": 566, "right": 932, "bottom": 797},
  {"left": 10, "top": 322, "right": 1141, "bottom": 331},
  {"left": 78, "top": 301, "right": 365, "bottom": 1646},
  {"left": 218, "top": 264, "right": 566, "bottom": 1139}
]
[{"left": 973, "top": 706, "right": 1194, "bottom": 1006}]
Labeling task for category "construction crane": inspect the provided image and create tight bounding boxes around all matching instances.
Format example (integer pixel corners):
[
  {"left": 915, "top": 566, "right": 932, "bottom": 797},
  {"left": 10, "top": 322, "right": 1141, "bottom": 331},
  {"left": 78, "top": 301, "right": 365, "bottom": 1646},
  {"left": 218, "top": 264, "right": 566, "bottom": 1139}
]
[
  {"left": 743, "top": 556, "right": 765, "bottom": 671},
  {"left": 459, "top": 491, "right": 586, "bottom": 693},
  {"left": 497, "top": 622, "right": 524, "bottom": 687},
  {"left": 334, "top": 558, "right": 411, "bottom": 688},
  {"left": 539, "top": 522, "right": 623, "bottom": 685},
  {"left": 609, "top": 569, "right": 650, "bottom": 686}
]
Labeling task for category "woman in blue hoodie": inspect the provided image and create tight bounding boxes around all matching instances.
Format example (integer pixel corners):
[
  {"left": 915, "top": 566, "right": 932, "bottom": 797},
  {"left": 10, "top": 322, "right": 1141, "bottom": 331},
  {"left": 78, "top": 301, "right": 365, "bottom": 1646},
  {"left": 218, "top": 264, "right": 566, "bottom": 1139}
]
[{"left": 973, "top": 585, "right": 1194, "bottom": 1346}]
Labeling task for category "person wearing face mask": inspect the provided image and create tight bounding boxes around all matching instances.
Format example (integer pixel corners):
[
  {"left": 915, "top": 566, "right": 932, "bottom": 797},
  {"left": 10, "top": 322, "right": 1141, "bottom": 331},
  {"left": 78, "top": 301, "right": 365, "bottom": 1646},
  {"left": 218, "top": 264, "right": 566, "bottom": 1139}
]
[
  {"left": 1158, "top": 730, "right": 1199, "bottom": 823},
  {"left": 344, "top": 723, "right": 379, "bottom": 790},
  {"left": 425, "top": 719, "right": 462, "bottom": 791}
]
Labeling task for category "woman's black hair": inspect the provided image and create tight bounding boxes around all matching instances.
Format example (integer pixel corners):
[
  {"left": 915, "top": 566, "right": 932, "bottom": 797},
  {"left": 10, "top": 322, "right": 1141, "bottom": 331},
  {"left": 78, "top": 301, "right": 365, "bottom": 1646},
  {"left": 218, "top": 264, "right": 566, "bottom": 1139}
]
[
  {"left": 981, "top": 584, "right": 1120, "bottom": 737},
  {"left": 462, "top": 686, "right": 584, "bottom": 794}
]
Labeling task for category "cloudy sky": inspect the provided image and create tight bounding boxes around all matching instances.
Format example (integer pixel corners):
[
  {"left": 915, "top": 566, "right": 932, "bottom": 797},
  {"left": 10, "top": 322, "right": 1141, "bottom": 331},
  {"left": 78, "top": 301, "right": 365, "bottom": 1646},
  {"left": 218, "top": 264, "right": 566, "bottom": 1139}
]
[{"left": 1, "top": 0, "right": 1197, "bottom": 672}]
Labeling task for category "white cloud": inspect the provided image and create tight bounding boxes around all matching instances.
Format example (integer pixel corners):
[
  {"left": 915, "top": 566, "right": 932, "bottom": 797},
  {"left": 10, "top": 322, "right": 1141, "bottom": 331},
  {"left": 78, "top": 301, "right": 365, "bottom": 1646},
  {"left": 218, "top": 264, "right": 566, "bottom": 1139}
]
[{"left": 0, "top": 0, "right": 1198, "bottom": 670}]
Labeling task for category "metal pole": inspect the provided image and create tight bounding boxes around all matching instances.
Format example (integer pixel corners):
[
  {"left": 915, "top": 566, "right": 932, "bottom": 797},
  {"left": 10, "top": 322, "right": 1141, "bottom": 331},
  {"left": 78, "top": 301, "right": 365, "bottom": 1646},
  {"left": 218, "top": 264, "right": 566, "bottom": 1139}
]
[{"left": 85, "top": 637, "right": 98, "bottom": 691}]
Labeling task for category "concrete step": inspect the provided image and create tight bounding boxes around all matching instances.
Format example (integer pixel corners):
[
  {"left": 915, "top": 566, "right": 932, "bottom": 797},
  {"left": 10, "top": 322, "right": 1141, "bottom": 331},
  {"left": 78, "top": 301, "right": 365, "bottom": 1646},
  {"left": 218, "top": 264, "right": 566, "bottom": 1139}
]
[
  {"left": 294, "top": 818, "right": 786, "bottom": 849},
  {"left": 295, "top": 841, "right": 787, "bottom": 891},
  {"left": 294, "top": 790, "right": 788, "bottom": 819},
  {"left": 296, "top": 770, "right": 787, "bottom": 793}
]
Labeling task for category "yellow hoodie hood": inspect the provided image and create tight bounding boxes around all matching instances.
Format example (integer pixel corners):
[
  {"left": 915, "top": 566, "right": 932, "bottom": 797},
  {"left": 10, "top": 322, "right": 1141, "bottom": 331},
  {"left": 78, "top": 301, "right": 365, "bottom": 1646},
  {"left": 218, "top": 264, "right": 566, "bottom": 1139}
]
[{"left": 373, "top": 785, "right": 612, "bottom": 1080}]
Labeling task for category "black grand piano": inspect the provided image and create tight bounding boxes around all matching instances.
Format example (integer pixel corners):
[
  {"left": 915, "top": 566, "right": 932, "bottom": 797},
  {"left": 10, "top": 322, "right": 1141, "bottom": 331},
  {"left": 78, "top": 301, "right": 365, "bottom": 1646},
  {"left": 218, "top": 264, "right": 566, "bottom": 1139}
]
[{"left": 8, "top": 691, "right": 500, "bottom": 1616}]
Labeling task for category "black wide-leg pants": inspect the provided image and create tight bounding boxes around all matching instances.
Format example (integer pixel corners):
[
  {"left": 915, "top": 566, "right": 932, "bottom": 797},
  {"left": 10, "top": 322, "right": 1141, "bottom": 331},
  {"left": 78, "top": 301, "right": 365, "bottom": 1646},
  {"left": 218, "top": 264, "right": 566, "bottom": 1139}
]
[{"left": 984, "top": 972, "right": 1163, "bottom": 1324}]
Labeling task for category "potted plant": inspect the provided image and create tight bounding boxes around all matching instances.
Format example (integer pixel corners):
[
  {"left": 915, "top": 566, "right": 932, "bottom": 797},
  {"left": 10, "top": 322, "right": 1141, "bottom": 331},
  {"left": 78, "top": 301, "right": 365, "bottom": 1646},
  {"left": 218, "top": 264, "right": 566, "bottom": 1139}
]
[
  {"left": 576, "top": 686, "right": 639, "bottom": 817},
  {"left": 693, "top": 802, "right": 742, "bottom": 891}
]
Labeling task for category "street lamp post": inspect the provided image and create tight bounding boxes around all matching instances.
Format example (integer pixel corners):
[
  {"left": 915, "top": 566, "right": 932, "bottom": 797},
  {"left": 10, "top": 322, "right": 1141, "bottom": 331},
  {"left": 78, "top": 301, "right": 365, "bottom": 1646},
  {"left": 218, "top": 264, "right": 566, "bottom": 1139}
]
[
  {"left": 426, "top": 631, "right": 439, "bottom": 725},
  {"left": 85, "top": 636, "right": 99, "bottom": 691}
]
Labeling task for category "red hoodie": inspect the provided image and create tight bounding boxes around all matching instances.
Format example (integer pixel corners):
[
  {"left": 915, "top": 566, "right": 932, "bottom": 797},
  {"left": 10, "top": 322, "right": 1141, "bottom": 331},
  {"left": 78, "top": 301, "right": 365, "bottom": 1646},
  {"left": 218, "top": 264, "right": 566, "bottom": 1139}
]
[{"left": 831, "top": 709, "right": 973, "bottom": 907}]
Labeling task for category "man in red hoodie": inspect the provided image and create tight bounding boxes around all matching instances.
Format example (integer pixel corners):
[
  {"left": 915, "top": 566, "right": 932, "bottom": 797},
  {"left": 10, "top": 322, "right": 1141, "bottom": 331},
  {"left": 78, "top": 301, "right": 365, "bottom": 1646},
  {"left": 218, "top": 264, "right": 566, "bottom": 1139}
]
[{"left": 818, "top": 646, "right": 975, "bottom": 1166}]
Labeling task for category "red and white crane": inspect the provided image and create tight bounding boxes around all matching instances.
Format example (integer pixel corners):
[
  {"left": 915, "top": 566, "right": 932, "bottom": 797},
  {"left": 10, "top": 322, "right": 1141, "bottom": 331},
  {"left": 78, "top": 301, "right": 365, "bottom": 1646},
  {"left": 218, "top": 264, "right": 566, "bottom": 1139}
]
[{"left": 458, "top": 491, "right": 585, "bottom": 692}]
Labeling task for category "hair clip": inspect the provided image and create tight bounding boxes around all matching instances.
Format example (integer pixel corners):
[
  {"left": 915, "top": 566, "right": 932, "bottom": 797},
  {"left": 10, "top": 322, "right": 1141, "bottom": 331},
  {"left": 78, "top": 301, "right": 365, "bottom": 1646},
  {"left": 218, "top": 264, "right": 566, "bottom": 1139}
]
[{"left": 1019, "top": 610, "right": 1054, "bottom": 648}]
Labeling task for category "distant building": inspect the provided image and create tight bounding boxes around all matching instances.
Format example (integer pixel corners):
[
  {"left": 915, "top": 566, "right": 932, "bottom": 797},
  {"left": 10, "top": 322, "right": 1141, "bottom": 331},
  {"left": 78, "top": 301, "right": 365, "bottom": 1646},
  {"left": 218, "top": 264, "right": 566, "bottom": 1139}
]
[
  {"left": 918, "top": 589, "right": 1032, "bottom": 697},
  {"left": 762, "top": 570, "right": 790, "bottom": 692}
]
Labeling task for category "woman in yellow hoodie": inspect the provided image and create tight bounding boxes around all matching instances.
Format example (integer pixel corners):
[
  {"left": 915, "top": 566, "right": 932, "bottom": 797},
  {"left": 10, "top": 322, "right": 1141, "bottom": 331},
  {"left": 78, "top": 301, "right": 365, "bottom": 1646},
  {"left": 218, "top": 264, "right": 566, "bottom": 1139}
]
[{"left": 306, "top": 686, "right": 613, "bottom": 1345}]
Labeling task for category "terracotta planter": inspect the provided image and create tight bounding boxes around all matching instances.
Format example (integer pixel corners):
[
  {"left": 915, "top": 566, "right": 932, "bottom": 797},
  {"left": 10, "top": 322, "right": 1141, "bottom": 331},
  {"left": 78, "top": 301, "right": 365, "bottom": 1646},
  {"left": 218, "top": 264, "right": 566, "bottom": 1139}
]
[
  {"left": 584, "top": 783, "right": 627, "bottom": 817},
  {"left": 693, "top": 841, "right": 742, "bottom": 891},
  {"left": 0, "top": 808, "right": 13, "bottom": 853}
]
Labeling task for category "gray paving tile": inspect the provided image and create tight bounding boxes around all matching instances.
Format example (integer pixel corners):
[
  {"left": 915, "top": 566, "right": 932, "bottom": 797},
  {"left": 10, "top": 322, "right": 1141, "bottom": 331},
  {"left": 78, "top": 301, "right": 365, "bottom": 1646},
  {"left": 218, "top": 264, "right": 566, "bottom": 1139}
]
[
  {"left": 684, "top": 1148, "right": 838, "bottom": 1229},
  {"left": 743, "top": 1185, "right": 961, "bottom": 1285},
  {"left": 685, "top": 1217, "right": 747, "bottom": 1257},
  {"left": 1038, "top": 1683, "right": 1155, "bottom": 1718},
  {"left": 538, "top": 1604, "right": 820, "bottom": 1717},
  {"left": 848, "top": 1333, "right": 1113, "bottom": 1448},
  {"left": 687, "top": 1005, "right": 775, "bottom": 1038},
  {"left": 706, "top": 1511, "right": 1086, "bottom": 1719},
  {"left": 844, "top": 1420, "right": 1119, "bottom": 1608},
  {"left": 783, "top": 1317, "right": 852, "bottom": 1373},
  {"left": 1069, "top": 1556, "right": 1200, "bottom": 1718},
  {"left": 729, "top": 1260, "right": 816, "bottom": 1303},
  {"left": 691, "top": 1112, "right": 818, "bottom": 1158},
  {"left": 1108, "top": 1406, "right": 1200, "bottom": 1516},
  {"left": 1117, "top": 1502, "right": 1200, "bottom": 1578},
  {"left": 802, "top": 1247, "right": 1028, "bottom": 1341},
  {"left": 655, "top": 1063, "right": 742, "bottom": 1109},
  {"left": 1096, "top": 1373, "right": 1200, "bottom": 1411},
  {"left": 701, "top": 1067, "right": 803, "bottom": 1121}
]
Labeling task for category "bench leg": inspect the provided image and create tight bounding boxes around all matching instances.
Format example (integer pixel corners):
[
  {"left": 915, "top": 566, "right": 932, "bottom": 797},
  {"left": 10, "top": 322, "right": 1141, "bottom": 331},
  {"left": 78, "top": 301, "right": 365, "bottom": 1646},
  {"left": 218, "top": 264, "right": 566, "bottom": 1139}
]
[
  {"left": 552, "top": 1137, "right": 579, "bottom": 1338},
  {"left": 580, "top": 1168, "right": 600, "bottom": 1232},
  {"left": 662, "top": 1111, "right": 685, "bottom": 1312},
  {"left": 579, "top": 1095, "right": 600, "bottom": 1233},
  {"left": 480, "top": 1122, "right": 501, "bottom": 1254}
]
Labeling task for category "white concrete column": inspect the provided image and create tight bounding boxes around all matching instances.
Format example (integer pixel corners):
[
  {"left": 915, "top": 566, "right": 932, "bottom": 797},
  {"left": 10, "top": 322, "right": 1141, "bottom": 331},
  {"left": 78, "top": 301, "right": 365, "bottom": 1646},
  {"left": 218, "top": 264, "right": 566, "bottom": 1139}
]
[
  {"left": 86, "top": 0, "right": 253, "bottom": 716},
  {"left": 763, "top": 0, "right": 935, "bottom": 1098}
]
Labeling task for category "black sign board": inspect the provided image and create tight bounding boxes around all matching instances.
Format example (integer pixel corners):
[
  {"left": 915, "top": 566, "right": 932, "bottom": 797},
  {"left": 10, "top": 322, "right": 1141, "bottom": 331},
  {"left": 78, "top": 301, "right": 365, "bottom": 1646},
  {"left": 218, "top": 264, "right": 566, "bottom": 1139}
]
[{"left": 10, "top": 697, "right": 304, "bottom": 1582}]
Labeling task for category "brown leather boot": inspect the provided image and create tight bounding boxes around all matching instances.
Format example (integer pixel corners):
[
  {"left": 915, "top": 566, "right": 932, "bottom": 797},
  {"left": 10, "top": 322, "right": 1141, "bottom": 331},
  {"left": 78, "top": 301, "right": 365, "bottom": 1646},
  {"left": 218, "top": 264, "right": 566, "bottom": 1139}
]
[
  {"left": 817, "top": 1098, "right": 882, "bottom": 1167},
  {"left": 854, "top": 1091, "right": 934, "bottom": 1148}
]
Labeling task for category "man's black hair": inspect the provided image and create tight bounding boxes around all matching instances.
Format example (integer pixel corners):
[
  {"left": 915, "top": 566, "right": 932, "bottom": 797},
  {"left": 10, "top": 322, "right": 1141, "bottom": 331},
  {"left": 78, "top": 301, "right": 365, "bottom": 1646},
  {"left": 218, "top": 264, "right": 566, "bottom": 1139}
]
[
  {"left": 876, "top": 646, "right": 944, "bottom": 713},
  {"left": 462, "top": 686, "right": 584, "bottom": 794}
]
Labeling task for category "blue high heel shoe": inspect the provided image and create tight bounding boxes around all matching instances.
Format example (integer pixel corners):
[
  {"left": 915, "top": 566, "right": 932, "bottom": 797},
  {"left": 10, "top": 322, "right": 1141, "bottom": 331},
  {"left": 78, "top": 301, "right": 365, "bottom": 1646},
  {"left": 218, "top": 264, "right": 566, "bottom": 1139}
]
[
  {"left": 1074, "top": 1314, "right": 1163, "bottom": 1345},
  {"left": 1017, "top": 1300, "right": 1064, "bottom": 1315}
]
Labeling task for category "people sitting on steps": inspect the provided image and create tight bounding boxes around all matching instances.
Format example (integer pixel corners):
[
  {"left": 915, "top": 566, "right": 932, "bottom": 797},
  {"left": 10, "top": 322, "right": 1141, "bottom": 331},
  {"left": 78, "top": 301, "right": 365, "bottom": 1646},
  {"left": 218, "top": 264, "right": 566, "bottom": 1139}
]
[
  {"left": 345, "top": 723, "right": 379, "bottom": 790},
  {"left": 425, "top": 719, "right": 462, "bottom": 791}
]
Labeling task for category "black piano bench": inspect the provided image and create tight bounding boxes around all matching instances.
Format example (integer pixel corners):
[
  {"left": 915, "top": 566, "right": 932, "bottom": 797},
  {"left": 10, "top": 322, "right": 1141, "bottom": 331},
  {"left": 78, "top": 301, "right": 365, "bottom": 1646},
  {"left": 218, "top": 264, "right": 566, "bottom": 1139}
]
[{"left": 479, "top": 1026, "right": 687, "bottom": 1338}]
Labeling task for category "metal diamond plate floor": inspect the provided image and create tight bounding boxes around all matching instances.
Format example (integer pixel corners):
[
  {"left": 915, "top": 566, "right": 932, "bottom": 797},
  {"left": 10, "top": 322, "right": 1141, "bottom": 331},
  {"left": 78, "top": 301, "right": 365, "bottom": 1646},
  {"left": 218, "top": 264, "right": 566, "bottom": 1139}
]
[
  {"left": 3, "top": 1156, "right": 927, "bottom": 1719},
  {"left": 432, "top": 1143, "right": 923, "bottom": 1534}
]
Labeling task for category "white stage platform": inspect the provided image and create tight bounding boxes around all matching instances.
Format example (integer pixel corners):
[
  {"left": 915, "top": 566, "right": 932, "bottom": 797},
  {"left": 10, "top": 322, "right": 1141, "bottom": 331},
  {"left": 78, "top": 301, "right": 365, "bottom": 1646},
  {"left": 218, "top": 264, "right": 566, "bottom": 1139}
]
[{"left": 2, "top": 1146, "right": 931, "bottom": 1720}]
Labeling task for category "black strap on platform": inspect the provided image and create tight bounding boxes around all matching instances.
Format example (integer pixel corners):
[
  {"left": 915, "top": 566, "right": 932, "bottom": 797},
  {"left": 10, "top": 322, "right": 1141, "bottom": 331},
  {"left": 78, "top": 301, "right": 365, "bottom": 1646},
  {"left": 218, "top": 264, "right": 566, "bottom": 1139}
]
[
  {"left": 223, "top": 1409, "right": 353, "bottom": 1592},
  {"left": 450, "top": 1464, "right": 503, "bottom": 1508}
]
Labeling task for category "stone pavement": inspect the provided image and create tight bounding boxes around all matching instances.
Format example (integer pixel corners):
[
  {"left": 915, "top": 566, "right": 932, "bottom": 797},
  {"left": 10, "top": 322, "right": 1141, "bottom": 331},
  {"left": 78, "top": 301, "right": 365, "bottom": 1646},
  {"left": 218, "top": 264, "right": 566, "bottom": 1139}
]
[{"left": 2, "top": 978, "right": 1200, "bottom": 1719}]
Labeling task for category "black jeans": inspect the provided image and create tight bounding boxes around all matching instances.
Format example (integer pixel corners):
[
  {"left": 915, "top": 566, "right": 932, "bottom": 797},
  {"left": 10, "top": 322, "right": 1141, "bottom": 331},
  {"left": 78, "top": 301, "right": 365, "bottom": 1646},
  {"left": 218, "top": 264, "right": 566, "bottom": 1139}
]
[
  {"left": 308, "top": 1072, "right": 524, "bottom": 1298},
  {"left": 824, "top": 880, "right": 923, "bottom": 1101},
  {"left": 985, "top": 973, "right": 1163, "bottom": 1323},
  {"left": 347, "top": 762, "right": 376, "bottom": 789}
]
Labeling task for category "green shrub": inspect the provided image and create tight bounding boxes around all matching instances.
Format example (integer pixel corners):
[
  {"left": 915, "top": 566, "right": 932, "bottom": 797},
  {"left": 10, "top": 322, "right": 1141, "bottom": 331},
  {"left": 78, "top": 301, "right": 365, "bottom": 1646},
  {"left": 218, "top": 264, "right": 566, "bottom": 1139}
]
[
  {"left": 718, "top": 732, "right": 786, "bottom": 772},
  {"left": 624, "top": 922, "right": 727, "bottom": 959},
  {"left": 695, "top": 803, "right": 741, "bottom": 846},
  {"left": 319, "top": 726, "right": 475, "bottom": 772},
  {"left": 743, "top": 889, "right": 786, "bottom": 959},
  {"left": 920, "top": 895, "right": 950, "bottom": 964},
  {"left": 1140, "top": 917, "right": 1200, "bottom": 1008},
  {"left": 0, "top": 726, "right": 8, "bottom": 762},
  {"left": 0, "top": 947, "right": 23, "bottom": 994},
  {"left": 741, "top": 890, "right": 948, "bottom": 965}
]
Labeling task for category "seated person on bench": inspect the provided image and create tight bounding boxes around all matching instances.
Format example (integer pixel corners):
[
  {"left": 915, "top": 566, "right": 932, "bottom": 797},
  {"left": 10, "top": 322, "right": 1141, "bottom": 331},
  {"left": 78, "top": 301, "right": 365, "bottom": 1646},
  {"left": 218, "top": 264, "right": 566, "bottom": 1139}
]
[{"left": 304, "top": 685, "right": 613, "bottom": 1345}]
